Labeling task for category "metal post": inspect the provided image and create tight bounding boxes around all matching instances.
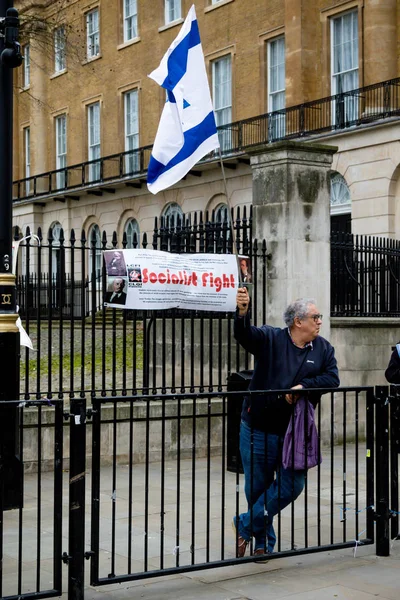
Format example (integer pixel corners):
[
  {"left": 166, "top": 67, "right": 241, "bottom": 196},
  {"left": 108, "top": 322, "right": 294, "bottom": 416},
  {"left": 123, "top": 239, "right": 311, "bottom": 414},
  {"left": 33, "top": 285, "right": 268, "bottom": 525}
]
[
  {"left": 0, "top": 0, "right": 22, "bottom": 510},
  {"left": 68, "top": 397, "right": 86, "bottom": 600},
  {"left": 375, "top": 386, "right": 391, "bottom": 556}
]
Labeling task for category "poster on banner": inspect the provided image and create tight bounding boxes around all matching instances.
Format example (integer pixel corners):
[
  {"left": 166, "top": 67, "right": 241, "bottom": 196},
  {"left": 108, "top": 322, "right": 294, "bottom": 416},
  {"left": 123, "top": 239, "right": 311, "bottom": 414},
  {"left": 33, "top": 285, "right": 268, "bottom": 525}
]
[{"left": 103, "top": 249, "right": 239, "bottom": 312}]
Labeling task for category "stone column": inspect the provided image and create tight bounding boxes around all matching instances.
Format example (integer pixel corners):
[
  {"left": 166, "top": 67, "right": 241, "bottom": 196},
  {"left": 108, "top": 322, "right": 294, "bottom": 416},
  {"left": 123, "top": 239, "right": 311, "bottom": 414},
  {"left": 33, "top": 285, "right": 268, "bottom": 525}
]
[{"left": 248, "top": 141, "right": 337, "bottom": 339}]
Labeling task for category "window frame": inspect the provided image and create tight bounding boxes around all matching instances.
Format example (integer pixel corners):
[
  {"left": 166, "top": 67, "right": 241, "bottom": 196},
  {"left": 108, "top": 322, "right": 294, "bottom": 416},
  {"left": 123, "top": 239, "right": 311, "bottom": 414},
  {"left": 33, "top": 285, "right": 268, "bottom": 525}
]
[
  {"left": 86, "top": 8, "right": 100, "bottom": 59},
  {"left": 212, "top": 55, "right": 232, "bottom": 150},
  {"left": 267, "top": 36, "right": 285, "bottom": 113},
  {"left": 55, "top": 114, "right": 67, "bottom": 189},
  {"left": 124, "top": 89, "right": 139, "bottom": 174},
  {"left": 88, "top": 223, "right": 102, "bottom": 279},
  {"left": 123, "top": 0, "right": 138, "bottom": 43},
  {"left": 212, "top": 55, "right": 232, "bottom": 127},
  {"left": 24, "top": 127, "right": 30, "bottom": 195},
  {"left": 162, "top": 202, "right": 183, "bottom": 227},
  {"left": 124, "top": 218, "right": 140, "bottom": 248},
  {"left": 164, "top": 0, "right": 181, "bottom": 25},
  {"left": 87, "top": 102, "right": 101, "bottom": 182},
  {"left": 50, "top": 221, "right": 62, "bottom": 279},
  {"left": 330, "top": 172, "right": 352, "bottom": 216},
  {"left": 330, "top": 9, "right": 359, "bottom": 124},
  {"left": 54, "top": 25, "right": 66, "bottom": 73},
  {"left": 23, "top": 44, "right": 30, "bottom": 87}
]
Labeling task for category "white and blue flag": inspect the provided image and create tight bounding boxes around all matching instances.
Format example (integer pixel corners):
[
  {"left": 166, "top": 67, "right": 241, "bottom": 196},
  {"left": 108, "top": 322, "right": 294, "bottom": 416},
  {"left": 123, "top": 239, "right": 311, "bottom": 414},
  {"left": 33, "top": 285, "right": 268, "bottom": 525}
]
[{"left": 147, "top": 5, "right": 220, "bottom": 195}]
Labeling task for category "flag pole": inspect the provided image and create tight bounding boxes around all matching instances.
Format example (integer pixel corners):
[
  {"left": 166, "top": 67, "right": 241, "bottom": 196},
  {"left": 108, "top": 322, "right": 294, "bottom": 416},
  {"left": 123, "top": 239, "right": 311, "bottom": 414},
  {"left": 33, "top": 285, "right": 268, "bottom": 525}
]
[{"left": 217, "top": 148, "right": 244, "bottom": 287}]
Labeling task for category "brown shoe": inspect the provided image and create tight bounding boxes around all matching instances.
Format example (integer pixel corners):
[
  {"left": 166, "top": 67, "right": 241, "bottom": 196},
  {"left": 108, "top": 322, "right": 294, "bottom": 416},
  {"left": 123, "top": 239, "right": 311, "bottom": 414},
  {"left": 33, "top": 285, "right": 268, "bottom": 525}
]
[
  {"left": 253, "top": 548, "right": 270, "bottom": 563},
  {"left": 232, "top": 519, "right": 248, "bottom": 558}
]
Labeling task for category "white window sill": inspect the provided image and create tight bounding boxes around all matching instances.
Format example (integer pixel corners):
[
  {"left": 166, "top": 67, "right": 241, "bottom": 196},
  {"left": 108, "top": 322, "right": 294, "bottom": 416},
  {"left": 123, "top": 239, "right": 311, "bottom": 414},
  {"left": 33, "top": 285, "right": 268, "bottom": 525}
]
[
  {"left": 50, "top": 69, "right": 68, "bottom": 80},
  {"left": 158, "top": 18, "right": 184, "bottom": 33},
  {"left": 82, "top": 54, "right": 102, "bottom": 65},
  {"left": 19, "top": 85, "right": 30, "bottom": 93},
  {"left": 205, "top": 0, "right": 235, "bottom": 13},
  {"left": 117, "top": 37, "right": 141, "bottom": 51}
]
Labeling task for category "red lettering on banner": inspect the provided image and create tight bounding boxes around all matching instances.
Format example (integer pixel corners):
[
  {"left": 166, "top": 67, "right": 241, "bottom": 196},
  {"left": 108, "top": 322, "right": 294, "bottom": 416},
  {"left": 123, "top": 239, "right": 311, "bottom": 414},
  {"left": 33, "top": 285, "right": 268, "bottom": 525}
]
[{"left": 140, "top": 269, "right": 236, "bottom": 290}]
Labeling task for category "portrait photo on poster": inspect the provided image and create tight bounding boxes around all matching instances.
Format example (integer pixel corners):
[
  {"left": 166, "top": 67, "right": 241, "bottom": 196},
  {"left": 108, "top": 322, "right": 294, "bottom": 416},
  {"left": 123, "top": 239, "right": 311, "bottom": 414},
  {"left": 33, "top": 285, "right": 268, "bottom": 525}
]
[
  {"left": 104, "top": 276, "right": 128, "bottom": 306},
  {"left": 238, "top": 255, "right": 253, "bottom": 296},
  {"left": 103, "top": 250, "right": 127, "bottom": 277}
]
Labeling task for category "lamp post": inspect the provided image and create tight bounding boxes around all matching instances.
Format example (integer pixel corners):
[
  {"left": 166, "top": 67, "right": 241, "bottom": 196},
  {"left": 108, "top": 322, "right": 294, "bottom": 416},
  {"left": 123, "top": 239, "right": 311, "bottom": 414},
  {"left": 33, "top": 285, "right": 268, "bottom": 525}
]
[{"left": 0, "top": 0, "right": 23, "bottom": 510}]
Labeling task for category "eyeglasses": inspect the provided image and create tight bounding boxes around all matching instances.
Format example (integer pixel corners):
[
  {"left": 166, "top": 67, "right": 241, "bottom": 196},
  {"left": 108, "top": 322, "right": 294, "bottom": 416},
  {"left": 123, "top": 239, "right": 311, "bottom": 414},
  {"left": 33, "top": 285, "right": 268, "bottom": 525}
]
[{"left": 308, "top": 313, "right": 323, "bottom": 322}]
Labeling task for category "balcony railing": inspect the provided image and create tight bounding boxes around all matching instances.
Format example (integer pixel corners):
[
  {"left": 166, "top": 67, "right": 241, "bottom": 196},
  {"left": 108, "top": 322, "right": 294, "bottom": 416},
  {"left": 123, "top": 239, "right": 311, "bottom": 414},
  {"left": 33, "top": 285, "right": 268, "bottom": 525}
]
[{"left": 13, "top": 77, "right": 400, "bottom": 202}]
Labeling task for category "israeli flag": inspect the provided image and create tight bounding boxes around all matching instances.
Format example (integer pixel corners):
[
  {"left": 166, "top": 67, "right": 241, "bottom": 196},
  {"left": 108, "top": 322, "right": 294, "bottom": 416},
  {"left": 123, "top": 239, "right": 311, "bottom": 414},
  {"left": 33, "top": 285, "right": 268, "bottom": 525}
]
[{"left": 147, "top": 5, "right": 220, "bottom": 195}]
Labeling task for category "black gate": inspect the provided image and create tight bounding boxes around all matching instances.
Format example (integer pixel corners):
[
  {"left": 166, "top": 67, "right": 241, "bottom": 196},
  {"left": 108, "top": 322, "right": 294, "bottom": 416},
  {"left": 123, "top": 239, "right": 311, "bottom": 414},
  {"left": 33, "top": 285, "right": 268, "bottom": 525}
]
[
  {"left": 88, "top": 387, "right": 375, "bottom": 586},
  {"left": 0, "top": 399, "right": 63, "bottom": 600},
  {"left": 2, "top": 386, "right": 400, "bottom": 598}
]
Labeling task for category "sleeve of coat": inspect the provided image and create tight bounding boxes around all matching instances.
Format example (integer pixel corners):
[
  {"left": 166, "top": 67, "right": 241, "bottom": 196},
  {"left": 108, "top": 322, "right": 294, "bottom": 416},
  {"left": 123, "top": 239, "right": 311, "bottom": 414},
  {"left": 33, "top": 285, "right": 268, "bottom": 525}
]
[
  {"left": 298, "top": 344, "right": 340, "bottom": 389},
  {"left": 233, "top": 312, "right": 266, "bottom": 356},
  {"left": 385, "top": 347, "right": 400, "bottom": 384}
]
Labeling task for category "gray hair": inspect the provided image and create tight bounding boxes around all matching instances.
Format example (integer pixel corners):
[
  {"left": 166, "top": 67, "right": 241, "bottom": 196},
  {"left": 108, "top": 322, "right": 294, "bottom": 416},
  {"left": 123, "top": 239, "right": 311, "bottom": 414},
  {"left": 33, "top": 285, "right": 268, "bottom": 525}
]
[{"left": 283, "top": 298, "right": 316, "bottom": 327}]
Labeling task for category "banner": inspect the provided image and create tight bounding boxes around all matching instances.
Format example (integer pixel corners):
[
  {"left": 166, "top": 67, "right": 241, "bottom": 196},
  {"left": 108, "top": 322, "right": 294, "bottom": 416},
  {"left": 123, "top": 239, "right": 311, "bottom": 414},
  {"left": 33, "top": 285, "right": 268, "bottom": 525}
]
[{"left": 103, "top": 249, "right": 239, "bottom": 312}]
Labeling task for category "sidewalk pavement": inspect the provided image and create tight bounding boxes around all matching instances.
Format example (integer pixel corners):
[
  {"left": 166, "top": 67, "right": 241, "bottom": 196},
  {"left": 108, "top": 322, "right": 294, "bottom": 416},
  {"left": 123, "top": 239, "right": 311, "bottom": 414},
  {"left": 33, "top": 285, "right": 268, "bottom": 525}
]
[
  {"left": 80, "top": 540, "right": 400, "bottom": 600},
  {"left": 3, "top": 452, "right": 399, "bottom": 600}
]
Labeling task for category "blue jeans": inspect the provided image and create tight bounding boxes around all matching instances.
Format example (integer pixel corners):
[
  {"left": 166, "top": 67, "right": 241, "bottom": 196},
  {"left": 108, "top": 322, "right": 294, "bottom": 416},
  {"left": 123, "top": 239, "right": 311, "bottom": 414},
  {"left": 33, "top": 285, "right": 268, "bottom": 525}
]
[{"left": 236, "top": 420, "right": 305, "bottom": 552}]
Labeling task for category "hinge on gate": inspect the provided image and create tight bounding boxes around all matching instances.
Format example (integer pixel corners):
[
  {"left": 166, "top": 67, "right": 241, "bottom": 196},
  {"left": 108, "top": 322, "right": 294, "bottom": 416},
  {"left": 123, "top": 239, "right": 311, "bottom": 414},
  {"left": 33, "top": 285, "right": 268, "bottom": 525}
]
[
  {"left": 62, "top": 551, "right": 72, "bottom": 564},
  {"left": 86, "top": 408, "right": 97, "bottom": 420},
  {"left": 84, "top": 550, "right": 95, "bottom": 560},
  {"left": 373, "top": 507, "right": 393, "bottom": 521}
]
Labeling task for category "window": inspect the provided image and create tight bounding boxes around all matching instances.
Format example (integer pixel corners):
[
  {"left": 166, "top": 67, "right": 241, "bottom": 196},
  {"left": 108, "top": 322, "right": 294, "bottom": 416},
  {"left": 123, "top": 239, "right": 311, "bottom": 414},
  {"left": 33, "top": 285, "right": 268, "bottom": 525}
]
[
  {"left": 330, "top": 173, "right": 351, "bottom": 234},
  {"left": 125, "top": 218, "right": 140, "bottom": 248},
  {"left": 50, "top": 222, "right": 62, "bottom": 280},
  {"left": 165, "top": 0, "right": 181, "bottom": 24},
  {"left": 24, "top": 127, "right": 30, "bottom": 195},
  {"left": 86, "top": 8, "right": 100, "bottom": 58},
  {"left": 124, "top": 0, "right": 138, "bottom": 42},
  {"left": 23, "top": 44, "right": 30, "bottom": 87},
  {"left": 215, "top": 203, "right": 229, "bottom": 222},
  {"left": 54, "top": 26, "right": 66, "bottom": 72},
  {"left": 162, "top": 203, "right": 183, "bottom": 227},
  {"left": 214, "top": 203, "right": 231, "bottom": 239},
  {"left": 268, "top": 36, "right": 285, "bottom": 140},
  {"left": 330, "top": 173, "right": 351, "bottom": 213},
  {"left": 212, "top": 55, "right": 232, "bottom": 150},
  {"left": 88, "top": 224, "right": 102, "bottom": 276},
  {"left": 124, "top": 90, "right": 139, "bottom": 174},
  {"left": 88, "top": 102, "right": 100, "bottom": 182},
  {"left": 331, "top": 10, "right": 359, "bottom": 125},
  {"left": 55, "top": 115, "right": 67, "bottom": 190}
]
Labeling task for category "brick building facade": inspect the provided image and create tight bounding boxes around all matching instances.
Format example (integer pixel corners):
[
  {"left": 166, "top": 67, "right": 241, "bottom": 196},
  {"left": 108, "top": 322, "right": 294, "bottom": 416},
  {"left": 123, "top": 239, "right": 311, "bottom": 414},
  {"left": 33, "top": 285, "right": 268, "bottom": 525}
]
[{"left": 12, "top": 0, "right": 400, "bottom": 250}]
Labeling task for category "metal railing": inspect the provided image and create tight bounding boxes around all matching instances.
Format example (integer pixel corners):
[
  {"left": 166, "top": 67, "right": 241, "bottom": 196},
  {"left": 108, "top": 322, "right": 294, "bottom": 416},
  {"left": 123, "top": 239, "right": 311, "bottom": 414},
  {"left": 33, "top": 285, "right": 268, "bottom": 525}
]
[
  {"left": 16, "top": 208, "right": 258, "bottom": 399},
  {"left": 0, "top": 386, "right": 379, "bottom": 598},
  {"left": 331, "top": 232, "right": 400, "bottom": 317},
  {"left": 13, "top": 77, "right": 400, "bottom": 202}
]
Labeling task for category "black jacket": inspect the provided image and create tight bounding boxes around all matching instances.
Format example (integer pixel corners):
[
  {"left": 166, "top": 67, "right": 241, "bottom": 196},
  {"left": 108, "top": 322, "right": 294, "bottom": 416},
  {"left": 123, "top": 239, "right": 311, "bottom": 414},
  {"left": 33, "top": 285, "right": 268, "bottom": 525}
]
[
  {"left": 234, "top": 313, "right": 340, "bottom": 434},
  {"left": 385, "top": 344, "right": 400, "bottom": 384}
]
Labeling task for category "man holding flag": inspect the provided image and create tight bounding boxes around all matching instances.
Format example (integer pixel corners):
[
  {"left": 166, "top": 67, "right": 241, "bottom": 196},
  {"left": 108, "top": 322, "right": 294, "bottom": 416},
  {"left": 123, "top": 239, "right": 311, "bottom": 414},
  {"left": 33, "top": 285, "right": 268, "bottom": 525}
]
[{"left": 147, "top": 5, "right": 220, "bottom": 194}]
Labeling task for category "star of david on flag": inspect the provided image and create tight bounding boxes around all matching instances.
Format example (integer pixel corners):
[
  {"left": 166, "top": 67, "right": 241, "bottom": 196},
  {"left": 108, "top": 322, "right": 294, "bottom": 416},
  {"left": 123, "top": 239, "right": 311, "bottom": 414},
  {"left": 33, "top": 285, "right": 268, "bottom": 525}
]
[{"left": 147, "top": 5, "right": 220, "bottom": 195}]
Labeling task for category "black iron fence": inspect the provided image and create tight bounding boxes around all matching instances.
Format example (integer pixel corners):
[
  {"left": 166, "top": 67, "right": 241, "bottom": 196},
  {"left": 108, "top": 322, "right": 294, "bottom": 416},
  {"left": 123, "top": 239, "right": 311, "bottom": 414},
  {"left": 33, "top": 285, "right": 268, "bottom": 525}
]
[
  {"left": 389, "top": 385, "right": 400, "bottom": 542},
  {"left": 331, "top": 232, "right": 400, "bottom": 317},
  {"left": 2, "top": 385, "right": 391, "bottom": 600},
  {"left": 15, "top": 208, "right": 258, "bottom": 400},
  {"left": 14, "top": 213, "right": 400, "bottom": 400},
  {"left": 12, "top": 77, "right": 400, "bottom": 202},
  {"left": 0, "top": 399, "right": 64, "bottom": 600}
]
